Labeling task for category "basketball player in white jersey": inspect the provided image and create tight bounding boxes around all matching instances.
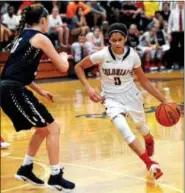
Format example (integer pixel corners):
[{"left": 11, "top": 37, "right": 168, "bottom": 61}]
[{"left": 75, "top": 23, "right": 169, "bottom": 180}]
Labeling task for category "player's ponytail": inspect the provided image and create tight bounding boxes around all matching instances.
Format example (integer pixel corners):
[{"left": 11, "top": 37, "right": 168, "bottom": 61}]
[{"left": 16, "top": 6, "right": 31, "bottom": 38}]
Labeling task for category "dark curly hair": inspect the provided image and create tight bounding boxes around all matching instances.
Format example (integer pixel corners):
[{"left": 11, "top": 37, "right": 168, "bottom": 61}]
[
  {"left": 6, "top": 4, "right": 48, "bottom": 50},
  {"left": 108, "top": 23, "right": 128, "bottom": 38}
]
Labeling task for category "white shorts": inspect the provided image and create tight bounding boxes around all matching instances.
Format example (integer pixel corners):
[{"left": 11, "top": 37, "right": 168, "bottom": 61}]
[{"left": 102, "top": 86, "right": 146, "bottom": 126}]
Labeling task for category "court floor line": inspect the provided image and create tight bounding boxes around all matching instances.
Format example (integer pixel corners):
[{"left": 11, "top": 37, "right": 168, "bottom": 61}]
[{"left": 2, "top": 155, "right": 183, "bottom": 193}]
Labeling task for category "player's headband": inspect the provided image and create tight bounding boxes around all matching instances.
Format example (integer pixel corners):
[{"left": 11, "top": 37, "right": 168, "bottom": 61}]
[
  {"left": 108, "top": 30, "right": 127, "bottom": 38},
  {"left": 39, "top": 8, "right": 48, "bottom": 20}
]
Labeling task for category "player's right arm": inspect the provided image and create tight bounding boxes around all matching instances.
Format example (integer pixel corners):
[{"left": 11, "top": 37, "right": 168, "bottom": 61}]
[
  {"left": 30, "top": 33, "right": 69, "bottom": 72},
  {"left": 75, "top": 56, "right": 104, "bottom": 103},
  {"left": 134, "top": 66, "right": 168, "bottom": 103}
]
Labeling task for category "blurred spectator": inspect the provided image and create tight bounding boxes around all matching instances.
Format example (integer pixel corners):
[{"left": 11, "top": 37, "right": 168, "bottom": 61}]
[
  {"left": 138, "top": 25, "right": 162, "bottom": 70},
  {"left": 69, "top": 35, "right": 93, "bottom": 77},
  {"left": 2, "top": 5, "right": 20, "bottom": 34},
  {"left": 134, "top": 1, "right": 144, "bottom": 10},
  {"left": 66, "top": 1, "right": 91, "bottom": 19},
  {"left": 154, "top": 11, "right": 164, "bottom": 29},
  {"left": 160, "top": 2, "right": 171, "bottom": 22},
  {"left": 159, "top": 21, "right": 171, "bottom": 67},
  {"left": 17, "top": 1, "right": 33, "bottom": 15},
  {"left": 0, "top": 24, "right": 12, "bottom": 50},
  {"left": 127, "top": 24, "right": 140, "bottom": 49},
  {"left": 156, "top": 21, "right": 169, "bottom": 48},
  {"left": 167, "top": 1, "right": 184, "bottom": 69},
  {"left": 86, "top": 26, "right": 104, "bottom": 52},
  {"left": 108, "top": 1, "right": 122, "bottom": 23},
  {"left": 0, "top": 2, "right": 10, "bottom": 15},
  {"left": 101, "top": 20, "right": 109, "bottom": 45},
  {"left": 155, "top": 23, "right": 170, "bottom": 68},
  {"left": 144, "top": 1, "right": 160, "bottom": 18},
  {"left": 43, "top": 0, "right": 68, "bottom": 15},
  {"left": 70, "top": 7, "right": 90, "bottom": 36},
  {"left": 147, "top": 11, "right": 164, "bottom": 30},
  {"left": 86, "top": 1, "right": 107, "bottom": 27},
  {"left": 44, "top": 0, "right": 61, "bottom": 14},
  {"left": 120, "top": 2, "right": 143, "bottom": 28},
  {"left": 99, "top": 1, "right": 112, "bottom": 22},
  {"left": 71, "top": 35, "right": 93, "bottom": 64},
  {"left": 48, "top": 7, "right": 69, "bottom": 47}
]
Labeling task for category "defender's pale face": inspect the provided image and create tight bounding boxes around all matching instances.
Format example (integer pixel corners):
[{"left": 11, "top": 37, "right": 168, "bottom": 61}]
[{"left": 40, "top": 16, "right": 49, "bottom": 33}]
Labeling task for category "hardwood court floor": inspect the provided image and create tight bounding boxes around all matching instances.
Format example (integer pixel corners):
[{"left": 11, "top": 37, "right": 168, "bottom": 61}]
[{"left": 1, "top": 71, "right": 184, "bottom": 193}]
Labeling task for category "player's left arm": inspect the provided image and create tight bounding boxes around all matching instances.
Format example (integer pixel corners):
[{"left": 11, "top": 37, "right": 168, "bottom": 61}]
[
  {"left": 134, "top": 66, "right": 168, "bottom": 103},
  {"left": 28, "top": 82, "right": 54, "bottom": 102}
]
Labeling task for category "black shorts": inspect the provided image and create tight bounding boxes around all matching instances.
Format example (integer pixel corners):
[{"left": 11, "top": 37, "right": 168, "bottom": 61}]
[{"left": 0, "top": 80, "right": 54, "bottom": 132}]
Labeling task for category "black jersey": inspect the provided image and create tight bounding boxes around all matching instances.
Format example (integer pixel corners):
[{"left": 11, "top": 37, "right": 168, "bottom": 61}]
[{"left": 1, "top": 29, "right": 44, "bottom": 85}]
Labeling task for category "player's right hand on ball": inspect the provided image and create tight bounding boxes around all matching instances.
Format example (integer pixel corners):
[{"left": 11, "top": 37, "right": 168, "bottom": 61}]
[{"left": 87, "top": 87, "right": 104, "bottom": 103}]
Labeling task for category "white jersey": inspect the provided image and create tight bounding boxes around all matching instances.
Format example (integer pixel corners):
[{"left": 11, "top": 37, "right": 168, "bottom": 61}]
[{"left": 90, "top": 46, "right": 141, "bottom": 93}]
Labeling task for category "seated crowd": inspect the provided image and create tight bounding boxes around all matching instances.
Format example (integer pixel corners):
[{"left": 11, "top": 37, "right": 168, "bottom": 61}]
[{"left": 0, "top": 1, "right": 184, "bottom": 72}]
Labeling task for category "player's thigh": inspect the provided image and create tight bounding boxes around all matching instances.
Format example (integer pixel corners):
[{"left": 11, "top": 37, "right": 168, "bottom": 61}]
[
  {"left": 104, "top": 98, "right": 127, "bottom": 120},
  {"left": 1, "top": 85, "right": 54, "bottom": 132},
  {"left": 127, "top": 90, "right": 146, "bottom": 126}
]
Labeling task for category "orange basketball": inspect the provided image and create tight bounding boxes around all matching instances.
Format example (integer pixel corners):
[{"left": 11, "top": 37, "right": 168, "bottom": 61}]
[{"left": 155, "top": 103, "right": 181, "bottom": 127}]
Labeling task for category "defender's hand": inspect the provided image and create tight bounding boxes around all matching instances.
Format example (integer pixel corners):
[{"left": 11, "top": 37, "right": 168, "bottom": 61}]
[{"left": 39, "top": 90, "right": 54, "bottom": 103}]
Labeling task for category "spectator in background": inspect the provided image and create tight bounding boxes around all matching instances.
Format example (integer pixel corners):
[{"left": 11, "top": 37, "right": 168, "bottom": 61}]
[
  {"left": 108, "top": 1, "right": 122, "bottom": 23},
  {"left": 144, "top": 1, "right": 160, "bottom": 19},
  {"left": 2, "top": 5, "right": 20, "bottom": 35},
  {"left": 86, "top": 1, "right": 107, "bottom": 27},
  {"left": 138, "top": 25, "right": 161, "bottom": 71},
  {"left": 134, "top": 1, "right": 144, "bottom": 10},
  {"left": 71, "top": 35, "right": 93, "bottom": 64},
  {"left": 48, "top": 7, "right": 69, "bottom": 47},
  {"left": 160, "top": 2, "right": 171, "bottom": 22},
  {"left": 86, "top": 26, "right": 104, "bottom": 52},
  {"left": 0, "top": 2, "right": 10, "bottom": 15},
  {"left": 66, "top": 1, "right": 91, "bottom": 19},
  {"left": 167, "top": 1, "right": 184, "bottom": 69},
  {"left": 127, "top": 24, "right": 140, "bottom": 49},
  {"left": 0, "top": 24, "right": 12, "bottom": 50},
  {"left": 17, "top": 1, "right": 33, "bottom": 15},
  {"left": 71, "top": 7, "right": 90, "bottom": 36},
  {"left": 44, "top": 0, "right": 61, "bottom": 14},
  {"left": 99, "top": 1, "right": 115, "bottom": 24},
  {"left": 159, "top": 21, "right": 170, "bottom": 67},
  {"left": 70, "top": 35, "right": 92, "bottom": 77},
  {"left": 119, "top": 2, "right": 143, "bottom": 29},
  {"left": 43, "top": 0, "right": 68, "bottom": 16},
  {"left": 162, "top": 21, "right": 169, "bottom": 42},
  {"left": 156, "top": 21, "right": 169, "bottom": 49},
  {"left": 146, "top": 11, "right": 164, "bottom": 30}
]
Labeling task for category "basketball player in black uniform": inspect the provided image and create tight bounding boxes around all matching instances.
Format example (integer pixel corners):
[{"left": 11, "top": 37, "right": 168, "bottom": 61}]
[{"left": 0, "top": 4, "right": 75, "bottom": 191}]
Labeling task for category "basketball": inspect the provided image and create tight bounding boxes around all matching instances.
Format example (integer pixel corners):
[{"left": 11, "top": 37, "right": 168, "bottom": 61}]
[{"left": 155, "top": 103, "right": 181, "bottom": 127}]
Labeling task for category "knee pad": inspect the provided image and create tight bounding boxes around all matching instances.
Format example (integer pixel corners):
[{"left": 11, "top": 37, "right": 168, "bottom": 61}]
[{"left": 112, "top": 114, "right": 136, "bottom": 144}]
